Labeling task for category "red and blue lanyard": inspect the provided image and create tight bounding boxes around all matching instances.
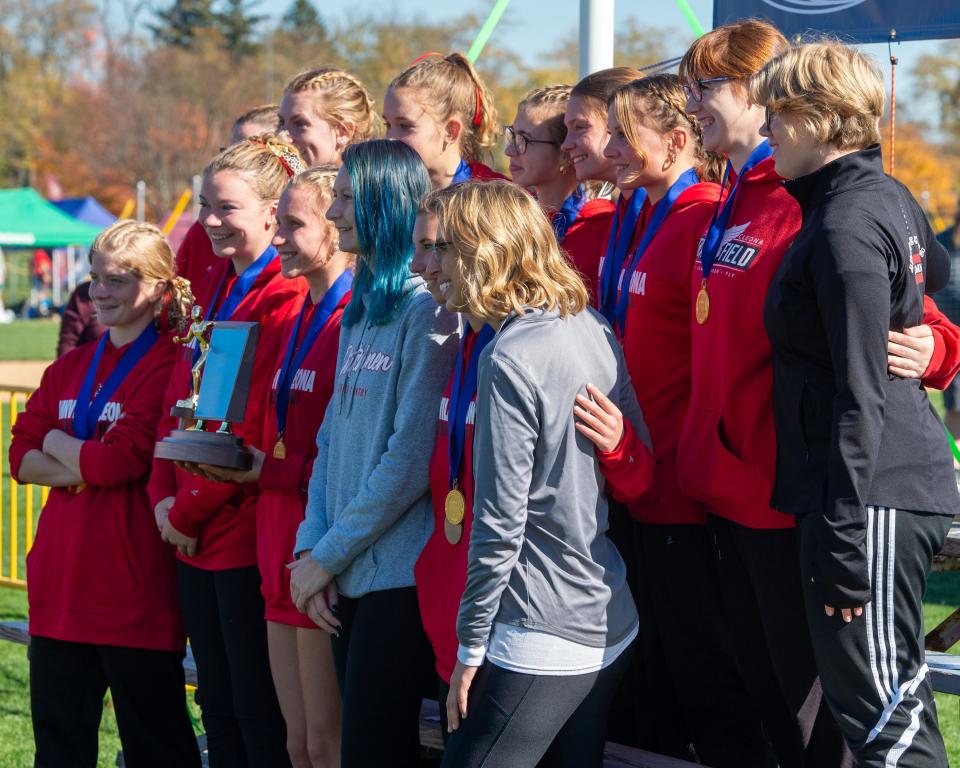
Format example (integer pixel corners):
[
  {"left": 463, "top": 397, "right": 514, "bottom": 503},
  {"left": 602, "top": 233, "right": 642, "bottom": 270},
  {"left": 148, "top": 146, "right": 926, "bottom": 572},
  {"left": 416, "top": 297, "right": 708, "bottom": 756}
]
[
  {"left": 447, "top": 324, "right": 495, "bottom": 489},
  {"left": 72, "top": 323, "right": 158, "bottom": 440},
  {"left": 551, "top": 185, "right": 588, "bottom": 242},
  {"left": 700, "top": 141, "right": 772, "bottom": 280},
  {"left": 274, "top": 271, "right": 352, "bottom": 440},
  {"left": 599, "top": 189, "right": 648, "bottom": 324},
  {"left": 612, "top": 168, "right": 699, "bottom": 334}
]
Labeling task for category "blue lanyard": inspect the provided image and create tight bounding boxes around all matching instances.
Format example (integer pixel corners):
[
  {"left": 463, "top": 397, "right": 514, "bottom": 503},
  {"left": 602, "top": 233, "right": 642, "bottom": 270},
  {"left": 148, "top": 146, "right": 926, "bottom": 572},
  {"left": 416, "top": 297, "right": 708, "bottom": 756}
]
[
  {"left": 452, "top": 159, "right": 473, "bottom": 185},
  {"left": 274, "top": 271, "right": 352, "bottom": 440},
  {"left": 447, "top": 324, "right": 495, "bottom": 489},
  {"left": 700, "top": 141, "right": 772, "bottom": 279},
  {"left": 599, "top": 189, "right": 648, "bottom": 324},
  {"left": 72, "top": 323, "right": 158, "bottom": 440},
  {"left": 551, "top": 185, "right": 588, "bottom": 242},
  {"left": 196, "top": 245, "right": 277, "bottom": 362},
  {"left": 613, "top": 168, "right": 699, "bottom": 334}
]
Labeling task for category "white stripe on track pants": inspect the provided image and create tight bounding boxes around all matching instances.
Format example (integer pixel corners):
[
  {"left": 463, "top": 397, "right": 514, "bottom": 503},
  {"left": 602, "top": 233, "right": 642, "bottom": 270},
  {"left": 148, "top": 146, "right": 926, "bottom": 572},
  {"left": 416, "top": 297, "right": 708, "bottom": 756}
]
[{"left": 799, "top": 506, "right": 952, "bottom": 768}]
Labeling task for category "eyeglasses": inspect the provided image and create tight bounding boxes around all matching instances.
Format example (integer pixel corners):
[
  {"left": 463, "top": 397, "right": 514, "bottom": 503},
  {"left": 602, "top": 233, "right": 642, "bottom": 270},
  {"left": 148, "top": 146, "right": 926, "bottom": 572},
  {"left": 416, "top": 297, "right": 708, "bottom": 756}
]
[
  {"left": 683, "top": 76, "right": 734, "bottom": 103},
  {"left": 764, "top": 104, "right": 781, "bottom": 131},
  {"left": 503, "top": 125, "right": 557, "bottom": 155}
]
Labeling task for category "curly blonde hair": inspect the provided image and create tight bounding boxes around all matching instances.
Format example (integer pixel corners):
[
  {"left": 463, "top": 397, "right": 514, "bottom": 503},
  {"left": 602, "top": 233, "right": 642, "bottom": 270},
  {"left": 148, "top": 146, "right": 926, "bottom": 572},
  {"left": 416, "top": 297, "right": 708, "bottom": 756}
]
[
  {"left": 283, "top": 67, "right": 381, "bottom": 143},
  {"left": 423, "top": 180, "right": 588, "bottom": 322},
  {"left": 91, "top": 220, "right": 194, "bottom": 330},
  {"left": 389, "top": 52, "right": 499, "bottom": 163}
]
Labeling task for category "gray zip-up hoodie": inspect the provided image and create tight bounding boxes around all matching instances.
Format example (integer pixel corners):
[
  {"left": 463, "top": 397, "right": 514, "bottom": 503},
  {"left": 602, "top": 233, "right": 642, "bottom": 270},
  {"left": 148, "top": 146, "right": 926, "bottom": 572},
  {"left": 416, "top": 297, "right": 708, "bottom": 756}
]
[
  {"left": 457, "top": 306, "right": 645, "bottom": 656},
  {"left": 295, "top": 277, "right": 458, "bottom": 597}
]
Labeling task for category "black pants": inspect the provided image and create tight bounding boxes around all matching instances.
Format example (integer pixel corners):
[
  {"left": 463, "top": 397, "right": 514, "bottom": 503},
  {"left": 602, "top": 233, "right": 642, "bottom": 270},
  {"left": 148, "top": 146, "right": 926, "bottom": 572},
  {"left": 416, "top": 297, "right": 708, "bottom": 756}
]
[
  {"left": 30, "top": 635, "right": 200, "bottom": 768},
  {"left": 332, "top": 587, "right": 435, "bottom": 768},
  {"left": 708, "top": 514, "right": 852, "bottom": 768},
  {"left": 637, "top": 522, "right": 773, "bottom": 767},
  {"left": 800, "top": 507, "right": 951, "bottom": 767},
  {"left": 604, "top": 502, "right": 682, "bottom": 753},
  {"left": 178, "top": 562, "right": 289, "bottom": 768},
  {"left": 440, "top": 643, "right": 632, "bottom": 768}
]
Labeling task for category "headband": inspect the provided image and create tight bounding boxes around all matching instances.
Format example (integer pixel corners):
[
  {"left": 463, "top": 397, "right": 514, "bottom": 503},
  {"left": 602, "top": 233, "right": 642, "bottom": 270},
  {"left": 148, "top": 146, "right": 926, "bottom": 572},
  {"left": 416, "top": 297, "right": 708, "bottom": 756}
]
[{"left": 250, "top": 138, "right": 306, "bottom": 178}]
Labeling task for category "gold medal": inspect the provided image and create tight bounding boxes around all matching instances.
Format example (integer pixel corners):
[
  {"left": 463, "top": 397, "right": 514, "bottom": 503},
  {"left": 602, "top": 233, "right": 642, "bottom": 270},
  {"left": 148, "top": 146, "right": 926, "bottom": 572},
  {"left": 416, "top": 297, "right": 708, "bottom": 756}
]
[
  {"left": 444, "top": 518, "right": 463, "bottom": 545},
  {"left": 695, "top": 281, "right": 710, "bottom": 325},
  {"left": 444, "top": 488, "right": 466, "bottom": 526},
  {"left": 273, "top": 435, "right": 286, "bottom": 460}
]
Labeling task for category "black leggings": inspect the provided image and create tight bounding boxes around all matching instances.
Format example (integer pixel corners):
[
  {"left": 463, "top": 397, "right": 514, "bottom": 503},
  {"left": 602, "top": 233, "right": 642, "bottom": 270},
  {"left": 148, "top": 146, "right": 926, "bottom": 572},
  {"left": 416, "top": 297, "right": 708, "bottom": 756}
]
[
  {"left": 30, "top": 635, "right": 200, "bottom": 768},
  {"left": 177, "top": 562, "right": 289, "bottom": 768},
  {"left": 331, "top": 586, "right": 435, "bottom": 768},
  {"left": 440, "top": 642, "right": 634, "bottom": 768}
]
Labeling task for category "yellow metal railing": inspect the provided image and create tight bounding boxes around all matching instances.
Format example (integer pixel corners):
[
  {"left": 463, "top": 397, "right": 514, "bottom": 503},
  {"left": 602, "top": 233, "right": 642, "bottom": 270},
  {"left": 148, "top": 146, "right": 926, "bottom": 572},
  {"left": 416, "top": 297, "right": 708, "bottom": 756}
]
[{"left": 0, "top": 386, "right": 46, "bottom": 589}]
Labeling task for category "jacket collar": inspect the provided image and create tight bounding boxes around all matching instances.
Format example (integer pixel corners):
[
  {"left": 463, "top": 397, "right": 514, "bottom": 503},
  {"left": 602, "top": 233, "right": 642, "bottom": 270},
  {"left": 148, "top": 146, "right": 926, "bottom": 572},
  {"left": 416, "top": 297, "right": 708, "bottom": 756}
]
[{"left": 783, "top": 144, "right": 885, "bottom": 218}]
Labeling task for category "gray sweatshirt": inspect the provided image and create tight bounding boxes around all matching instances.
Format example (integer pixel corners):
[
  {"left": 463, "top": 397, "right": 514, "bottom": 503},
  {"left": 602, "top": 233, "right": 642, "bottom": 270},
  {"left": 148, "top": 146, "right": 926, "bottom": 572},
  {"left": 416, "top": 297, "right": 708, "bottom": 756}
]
[
  {"left": 457, "top": 307, "right": 645, "bottom": 654},
  {"left": 295, "top": 277, "right": 458, "bottom": 597}
]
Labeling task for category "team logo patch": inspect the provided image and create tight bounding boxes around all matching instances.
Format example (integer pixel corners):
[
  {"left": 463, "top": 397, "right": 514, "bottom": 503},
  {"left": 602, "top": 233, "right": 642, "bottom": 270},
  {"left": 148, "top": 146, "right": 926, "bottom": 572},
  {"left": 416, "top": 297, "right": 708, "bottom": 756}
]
[
  {"left": 697, "top": 222, "right": 763, "bottom": 273},
  {"left": 908, "top": 235, "right": 924, "bottom": 285}
]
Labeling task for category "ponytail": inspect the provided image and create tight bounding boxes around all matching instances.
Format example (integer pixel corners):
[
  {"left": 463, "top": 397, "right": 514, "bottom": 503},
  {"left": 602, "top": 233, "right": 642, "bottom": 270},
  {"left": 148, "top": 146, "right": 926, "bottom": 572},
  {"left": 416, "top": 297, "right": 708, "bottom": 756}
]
[{"left": 389, "top": 51, "right": 499, "bottom": 162}]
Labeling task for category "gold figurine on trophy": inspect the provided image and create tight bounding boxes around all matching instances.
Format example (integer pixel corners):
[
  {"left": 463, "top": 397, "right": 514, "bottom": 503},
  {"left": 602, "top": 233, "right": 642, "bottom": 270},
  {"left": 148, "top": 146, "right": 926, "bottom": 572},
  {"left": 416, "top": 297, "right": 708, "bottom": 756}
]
[{"left": 173, "top": 305, "right": 214, "bottom": 416}]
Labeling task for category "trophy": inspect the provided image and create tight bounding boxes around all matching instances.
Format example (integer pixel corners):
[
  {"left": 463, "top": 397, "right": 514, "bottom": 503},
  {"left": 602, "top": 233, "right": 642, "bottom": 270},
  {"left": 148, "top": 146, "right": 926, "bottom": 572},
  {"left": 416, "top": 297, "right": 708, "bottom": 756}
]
[{"left": 155, "top": 316, "right": 260, "bottom": 470}]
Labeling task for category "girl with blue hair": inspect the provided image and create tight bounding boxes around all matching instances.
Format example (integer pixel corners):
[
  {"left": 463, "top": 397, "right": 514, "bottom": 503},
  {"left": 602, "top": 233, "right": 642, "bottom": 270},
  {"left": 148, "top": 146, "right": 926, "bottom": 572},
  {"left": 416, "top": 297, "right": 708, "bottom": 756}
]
[{"left": 289, "top": 139, "right": 458, "bottom": 767}]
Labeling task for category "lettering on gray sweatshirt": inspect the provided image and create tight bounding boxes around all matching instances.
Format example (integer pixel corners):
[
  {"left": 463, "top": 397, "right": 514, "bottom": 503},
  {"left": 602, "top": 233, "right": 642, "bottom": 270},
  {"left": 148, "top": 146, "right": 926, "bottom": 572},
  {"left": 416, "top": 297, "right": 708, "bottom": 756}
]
[
  {"left": 458, "top": 307, "right": 646, "bottom": 653},
  {"left": 295, "top": 277, "right": 458, "bottom": 597}
]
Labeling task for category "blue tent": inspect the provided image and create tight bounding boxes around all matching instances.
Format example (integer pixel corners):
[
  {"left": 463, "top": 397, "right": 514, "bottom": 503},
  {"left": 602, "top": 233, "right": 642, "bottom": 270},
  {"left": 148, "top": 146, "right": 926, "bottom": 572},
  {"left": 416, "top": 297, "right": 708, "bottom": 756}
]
[{"left": 52, "top": 197, "right": 117, "bottom": 228}]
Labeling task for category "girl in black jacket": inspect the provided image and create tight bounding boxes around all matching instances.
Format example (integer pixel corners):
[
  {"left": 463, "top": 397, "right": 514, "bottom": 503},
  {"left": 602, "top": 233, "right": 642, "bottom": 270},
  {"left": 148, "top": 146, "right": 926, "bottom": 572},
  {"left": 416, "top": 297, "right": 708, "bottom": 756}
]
[{"left": 757, "top": 42, "right": 958, "bottom": 768}]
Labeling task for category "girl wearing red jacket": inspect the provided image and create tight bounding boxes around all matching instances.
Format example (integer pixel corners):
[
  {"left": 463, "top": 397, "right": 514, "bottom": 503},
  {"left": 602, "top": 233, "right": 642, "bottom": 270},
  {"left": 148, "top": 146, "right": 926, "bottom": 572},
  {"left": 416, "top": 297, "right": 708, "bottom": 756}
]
[
  {"left": 203, "top": 166, "right": 351, "bottom": 768},
  {"left": 505, "top": 84, "right": 614, "bottom": 303},
  {"left": 602, "top": 74, "right": 769, "bottom": 767},
  {"left": 678, "top": 20, "right": 960, "bottom": 767},
  {"left": 150, "top": 136, "right": 307, "bottom": 767},
  {"left": 384, "top": 51, "right": 508, "bottom": 189},
  {"left": 10, "top": 220, "right": 200, "bottom": 767}
]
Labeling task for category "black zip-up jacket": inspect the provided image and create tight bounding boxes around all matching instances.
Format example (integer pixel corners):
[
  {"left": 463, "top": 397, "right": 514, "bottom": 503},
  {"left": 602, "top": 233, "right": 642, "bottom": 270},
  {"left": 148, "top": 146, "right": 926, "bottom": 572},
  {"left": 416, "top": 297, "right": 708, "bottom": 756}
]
[{"left": 764, "top": 145, "right": 958, "bottom": 608}]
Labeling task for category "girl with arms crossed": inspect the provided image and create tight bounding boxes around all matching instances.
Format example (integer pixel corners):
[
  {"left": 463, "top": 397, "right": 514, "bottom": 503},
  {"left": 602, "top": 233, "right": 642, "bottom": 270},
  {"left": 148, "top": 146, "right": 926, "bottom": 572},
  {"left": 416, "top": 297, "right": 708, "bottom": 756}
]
[{"left": 10, "top": 221, "right": 200, "bottom": 767}]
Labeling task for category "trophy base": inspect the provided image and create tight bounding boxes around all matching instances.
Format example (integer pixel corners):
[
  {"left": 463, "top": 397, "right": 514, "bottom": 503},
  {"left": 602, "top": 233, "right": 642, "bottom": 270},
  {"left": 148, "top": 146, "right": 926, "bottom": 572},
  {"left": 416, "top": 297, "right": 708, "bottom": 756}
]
[
  {"left": 170, "top": 403, "right": 197, "bottom": 420},
  {"left": 154, "top": 429, "right": 253, "bottom": 470}
]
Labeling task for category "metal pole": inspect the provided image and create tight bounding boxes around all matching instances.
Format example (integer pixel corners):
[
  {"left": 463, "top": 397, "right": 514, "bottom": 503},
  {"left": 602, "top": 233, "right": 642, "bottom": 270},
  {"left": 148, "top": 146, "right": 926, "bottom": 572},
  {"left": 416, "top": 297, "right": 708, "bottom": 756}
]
[
  {"left": 579, "top": 0, "right": 615, "bottom": 79},
  {"left": 135, "top": 180, "right": 146, "bottom": 222},
  {"left": 192, "top": 175, "right": 202, "bottom": 219}
]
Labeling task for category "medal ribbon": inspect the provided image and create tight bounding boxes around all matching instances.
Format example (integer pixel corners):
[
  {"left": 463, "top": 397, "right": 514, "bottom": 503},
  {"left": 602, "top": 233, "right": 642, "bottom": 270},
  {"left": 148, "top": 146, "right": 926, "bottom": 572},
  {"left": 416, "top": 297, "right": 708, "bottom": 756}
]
[
  {"left": 72, "top": 322, "right": 159, "bottom": 440},
  {"left": 275, "top": 271, "right": 352, "bottom": 442},
  {"left": 598, "top": 189, "right": 648, "bottom": 324},
  {"left": 195, "top": 245, "right": 277, "bottom": 362},
  {"left": 447, "top": 324, "right": 495, "bottom": 490},
  {"left": 452, "top": 159, "right": 473, "bottom": 185},
  {"left": 700, "top": 141, "right": 772, "bottom": 280},
  {"left": 613, "top": 168, "right": 699, "bottom": 334},
  {"left": 551, "top": 185, "right": 588, "bottom": 242}
]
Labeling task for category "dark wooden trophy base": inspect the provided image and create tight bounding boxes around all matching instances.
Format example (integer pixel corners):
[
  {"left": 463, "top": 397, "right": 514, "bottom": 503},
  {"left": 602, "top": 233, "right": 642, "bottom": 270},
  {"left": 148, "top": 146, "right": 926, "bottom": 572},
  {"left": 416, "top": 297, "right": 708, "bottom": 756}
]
[{"left": 154, "top": 429, "right": 253, "bottom": 470}]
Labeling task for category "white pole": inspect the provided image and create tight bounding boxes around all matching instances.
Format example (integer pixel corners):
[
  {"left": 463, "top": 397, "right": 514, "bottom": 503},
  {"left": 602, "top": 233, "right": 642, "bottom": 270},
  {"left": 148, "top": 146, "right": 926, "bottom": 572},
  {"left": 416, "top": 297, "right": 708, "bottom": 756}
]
[
  {"left": 136, "top": 180, "right": 146, "bottom": 223},
  {"left": 192, "top": 175, "right": 202, "bottom": 219},
  {"left": 579, "top": 0, "right": 615, "bottom": 79}
]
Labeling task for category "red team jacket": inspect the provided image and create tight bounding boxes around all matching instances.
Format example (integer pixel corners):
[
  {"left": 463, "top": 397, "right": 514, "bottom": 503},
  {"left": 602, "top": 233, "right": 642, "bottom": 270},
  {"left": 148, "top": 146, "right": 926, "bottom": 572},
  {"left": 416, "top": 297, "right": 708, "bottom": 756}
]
[
  {"left": 257, "top": 290, "right": 349, "bottom": 627},
  {"left": 415, "top": 327, "right": 653, "bottom": 683},
  {"left": 149, "top": 255, "right": 305, "bottom": 570},
  {"left": 10, "top": 334, "right": 185, "bottom": 651},
  {"left": 175, "top": 220, "right": 221, "bottom": 292},
  {"left": 558, "top": 198, "right": 615, "bottom": 304},
  {"left": 678, "top": 156, "right": 960, "bottom": 529},
  {"left": 619, "top": 183, "right": 724, "bottom": 526}
]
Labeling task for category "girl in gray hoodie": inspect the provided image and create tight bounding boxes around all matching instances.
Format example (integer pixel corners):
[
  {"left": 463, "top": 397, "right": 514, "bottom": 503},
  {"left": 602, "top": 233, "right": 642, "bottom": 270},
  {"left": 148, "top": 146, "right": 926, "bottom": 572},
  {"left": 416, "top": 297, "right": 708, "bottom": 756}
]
[
  {"left": 289, "top": 140, "right": 457, "bottom": 767},
  {"left": 431, "top": 180, "right": 650, "bottom": 768}
]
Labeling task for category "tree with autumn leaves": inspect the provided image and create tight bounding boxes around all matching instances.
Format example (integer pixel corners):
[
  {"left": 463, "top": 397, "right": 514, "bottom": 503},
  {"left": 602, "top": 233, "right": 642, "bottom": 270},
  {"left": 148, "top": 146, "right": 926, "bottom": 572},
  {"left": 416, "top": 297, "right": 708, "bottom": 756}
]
[{"left": 2, "top": 0, "right": 959, "bottom": 225}]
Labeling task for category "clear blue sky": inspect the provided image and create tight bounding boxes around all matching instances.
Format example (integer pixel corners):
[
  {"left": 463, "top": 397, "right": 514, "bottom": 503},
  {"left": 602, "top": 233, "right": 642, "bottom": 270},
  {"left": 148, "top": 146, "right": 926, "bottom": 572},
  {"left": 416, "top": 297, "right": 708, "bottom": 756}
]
[{"left": 267, "top": 0, "right": 948, "bottom": 122}]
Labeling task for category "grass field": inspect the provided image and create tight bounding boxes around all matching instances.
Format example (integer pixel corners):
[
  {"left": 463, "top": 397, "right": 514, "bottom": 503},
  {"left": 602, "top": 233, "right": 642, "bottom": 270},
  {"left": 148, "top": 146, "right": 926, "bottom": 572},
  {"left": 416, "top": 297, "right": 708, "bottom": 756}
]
[{"left": 0, "top": 321, "right": 59, "bottom": 362}]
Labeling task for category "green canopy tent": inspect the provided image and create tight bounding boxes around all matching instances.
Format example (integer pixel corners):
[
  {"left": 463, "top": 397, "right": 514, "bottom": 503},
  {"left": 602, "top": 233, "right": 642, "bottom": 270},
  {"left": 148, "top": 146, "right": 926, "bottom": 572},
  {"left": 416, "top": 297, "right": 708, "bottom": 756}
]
[{"left": 0, "top": 188, "right": 102, "bottom": 247}]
